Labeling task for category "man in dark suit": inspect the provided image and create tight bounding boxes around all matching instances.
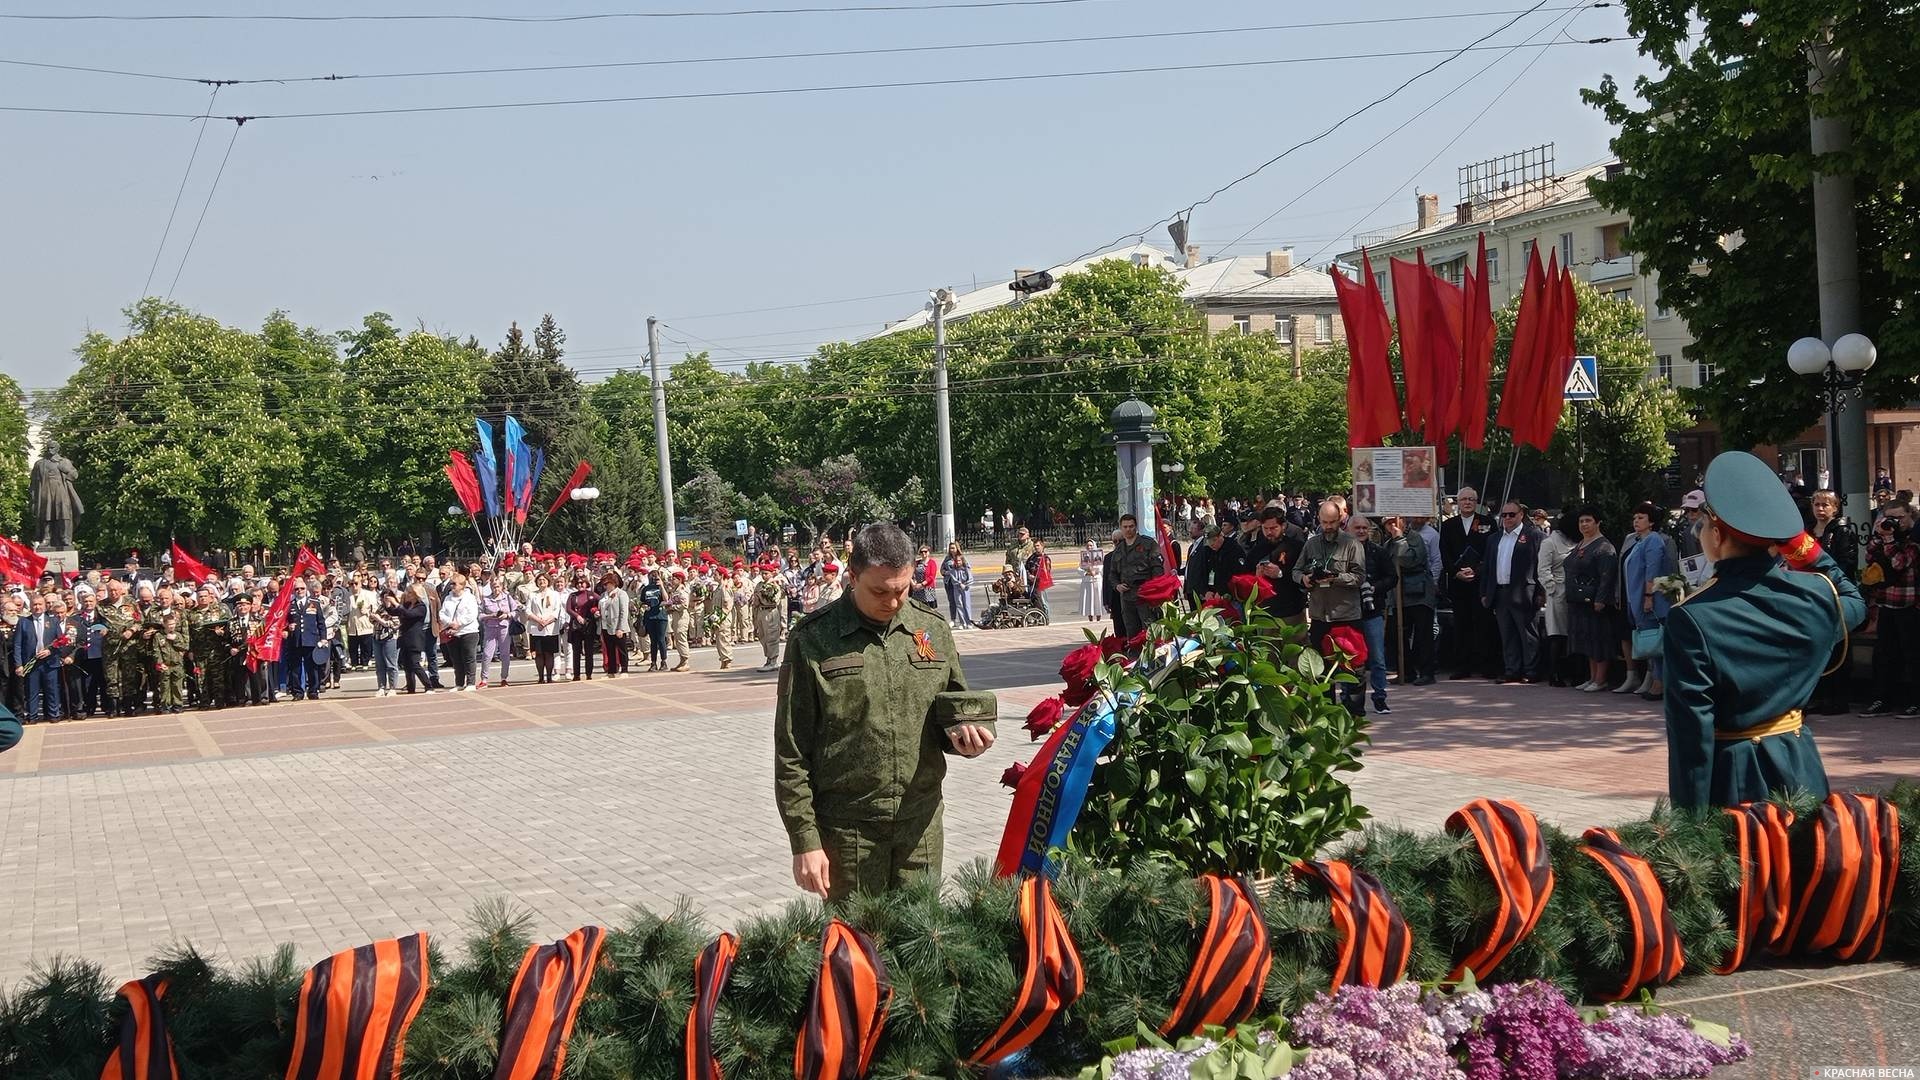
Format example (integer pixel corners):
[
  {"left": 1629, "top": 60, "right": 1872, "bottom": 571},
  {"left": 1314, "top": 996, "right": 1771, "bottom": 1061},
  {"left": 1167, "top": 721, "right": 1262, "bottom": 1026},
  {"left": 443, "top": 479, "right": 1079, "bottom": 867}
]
[
  {"left": 1187, "top": 522, "right": 1246, "bottom": 602},
  {"left": 12, "top": 594, "right": 65, "bottom": 722},
  {"left": 1440, "top": 486, "right": 1500, "bottom": 678},
  {"left": 1480, "top": 499, "right": 1546, "bottom": 683}
]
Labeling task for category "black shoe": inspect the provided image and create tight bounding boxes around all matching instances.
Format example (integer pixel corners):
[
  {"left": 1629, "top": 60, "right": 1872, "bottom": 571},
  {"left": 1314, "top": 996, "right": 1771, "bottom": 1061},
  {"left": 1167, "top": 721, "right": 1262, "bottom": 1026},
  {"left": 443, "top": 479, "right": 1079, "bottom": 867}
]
[
  {"left": 1859, "top": 700, "right": 1894, "bottom": 717},
  {"left": 1412, "top": 674, "right": 1436, "bottom": 686},
  {"left": 1900, "top": 706, "right": 1920, "bottom": 720},
  {"left": 1373, "top": 701, "right": 1391, "bottom": 714}
]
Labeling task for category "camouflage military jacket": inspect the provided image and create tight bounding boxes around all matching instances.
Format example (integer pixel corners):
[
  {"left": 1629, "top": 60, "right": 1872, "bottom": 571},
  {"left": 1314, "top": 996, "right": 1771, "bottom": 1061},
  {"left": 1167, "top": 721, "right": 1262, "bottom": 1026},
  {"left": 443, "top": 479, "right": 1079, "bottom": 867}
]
[{"left": 773, "top": 592, "right": 969, "bottom": 853}]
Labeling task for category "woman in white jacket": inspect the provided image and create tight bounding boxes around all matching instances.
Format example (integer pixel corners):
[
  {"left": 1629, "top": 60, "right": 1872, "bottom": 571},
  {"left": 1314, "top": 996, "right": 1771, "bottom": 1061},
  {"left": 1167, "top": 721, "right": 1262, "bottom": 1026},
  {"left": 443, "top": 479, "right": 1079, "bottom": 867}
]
[{"left": 524, "top": 573, "right": 564, "bottom": 684}]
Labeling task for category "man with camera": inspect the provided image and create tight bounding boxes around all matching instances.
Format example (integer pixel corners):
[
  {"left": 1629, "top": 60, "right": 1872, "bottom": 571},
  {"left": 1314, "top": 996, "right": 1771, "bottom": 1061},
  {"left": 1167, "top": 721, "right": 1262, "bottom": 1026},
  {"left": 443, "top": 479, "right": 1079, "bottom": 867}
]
[
  {"left": 1860, "top": 500, "right": 1919, "bottom": 718},
  {"left": 1295, "top": 500, "right": 1367, "bottom": 714}
]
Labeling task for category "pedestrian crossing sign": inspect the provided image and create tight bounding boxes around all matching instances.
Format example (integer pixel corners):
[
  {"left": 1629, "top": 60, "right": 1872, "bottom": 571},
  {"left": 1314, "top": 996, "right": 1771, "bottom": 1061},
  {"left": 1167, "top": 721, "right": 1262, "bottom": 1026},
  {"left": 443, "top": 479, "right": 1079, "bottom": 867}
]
[{"left": 1563, "top": 355, "right": 1599, "bottom": 401}]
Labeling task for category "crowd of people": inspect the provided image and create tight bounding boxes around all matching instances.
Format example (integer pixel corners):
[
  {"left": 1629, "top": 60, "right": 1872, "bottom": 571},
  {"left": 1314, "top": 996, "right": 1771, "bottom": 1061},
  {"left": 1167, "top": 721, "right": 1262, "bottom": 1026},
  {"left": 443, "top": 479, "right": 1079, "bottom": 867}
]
[{"left": 0, "top": 538, "right": 969, "bottom": 723}]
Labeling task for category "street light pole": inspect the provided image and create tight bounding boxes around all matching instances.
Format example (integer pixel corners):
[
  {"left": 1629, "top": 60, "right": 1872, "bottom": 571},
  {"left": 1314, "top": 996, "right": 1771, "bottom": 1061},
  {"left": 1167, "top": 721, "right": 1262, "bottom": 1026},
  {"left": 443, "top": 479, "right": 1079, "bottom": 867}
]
[
  {"left": 931, "top": 288, "right": 957, "bottom": 551},
  {"left": 647, "top": 316, "right": 677, "bottom": 553}
]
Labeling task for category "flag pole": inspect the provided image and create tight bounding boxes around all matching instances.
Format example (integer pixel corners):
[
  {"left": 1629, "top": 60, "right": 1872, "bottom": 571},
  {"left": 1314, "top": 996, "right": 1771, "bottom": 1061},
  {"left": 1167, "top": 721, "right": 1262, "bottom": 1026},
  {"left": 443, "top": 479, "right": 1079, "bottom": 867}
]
[{"left": 1500, "top": 443, "right": 1521, "bottom": 508}]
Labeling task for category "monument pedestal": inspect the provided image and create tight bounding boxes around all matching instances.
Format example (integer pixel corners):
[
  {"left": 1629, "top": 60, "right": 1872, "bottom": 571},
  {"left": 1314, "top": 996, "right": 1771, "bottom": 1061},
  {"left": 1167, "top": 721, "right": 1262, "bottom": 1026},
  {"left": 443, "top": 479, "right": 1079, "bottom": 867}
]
[{"left": 37, "top": 549, "right": 79, "bottom": 576}]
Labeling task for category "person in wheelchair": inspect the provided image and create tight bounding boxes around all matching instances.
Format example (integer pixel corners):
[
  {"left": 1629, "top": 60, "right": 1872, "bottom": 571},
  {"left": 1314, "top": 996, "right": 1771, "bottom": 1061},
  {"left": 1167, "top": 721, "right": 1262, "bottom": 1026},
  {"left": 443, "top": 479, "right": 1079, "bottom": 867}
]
[{"left": 979, "top": 570, "right": 1046, "bottom": 628}]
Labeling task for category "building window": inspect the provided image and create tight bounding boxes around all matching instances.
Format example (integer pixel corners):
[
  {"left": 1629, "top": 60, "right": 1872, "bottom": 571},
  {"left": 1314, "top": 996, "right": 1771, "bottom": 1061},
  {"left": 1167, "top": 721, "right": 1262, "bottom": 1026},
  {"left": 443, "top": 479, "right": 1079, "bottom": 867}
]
[
  {"left": 1315, "top": 314, "right": 1333, "bottom": 343},
  {"left": 1233, "top": 314, "right": 1251, "bottom": 335},
  {"left": 1697, "top": 360, "right": 1718, "bottom": 385},
  {"left": 1273, "top": 315, "right": 1293, "bottom": 343},
  {"left": 1559, "top": 232, "right": 1574, "bottom": 267},
  {"left": 1657, "top": 354, "right": 1673, "bottom": 382},
  {"left": 1609, "top": 287, "right": 1634, "bottom": 305},
  {"left": 1653, "top": 278, "right": 1671, "bottom": 319},
  {"left": 1375, "top": 270, "right": 1387, "bottom": 292},
  {"left": 1599, "top": 222, "right": 1629, "bottom": 260},
  {"left": 1437, "top": 256, "right": 1466, "bottom": 286},
  {"left": 1484, "top": 247, "right": 1500, "bottom": 283}
]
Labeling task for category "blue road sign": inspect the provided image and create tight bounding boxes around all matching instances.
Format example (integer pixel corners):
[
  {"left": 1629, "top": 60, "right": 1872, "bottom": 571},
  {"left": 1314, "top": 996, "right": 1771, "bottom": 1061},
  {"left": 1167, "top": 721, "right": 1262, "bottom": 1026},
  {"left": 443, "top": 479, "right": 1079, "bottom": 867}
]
[{"left": 1563, "top": 355, "right": 1599, "bottom": 401}]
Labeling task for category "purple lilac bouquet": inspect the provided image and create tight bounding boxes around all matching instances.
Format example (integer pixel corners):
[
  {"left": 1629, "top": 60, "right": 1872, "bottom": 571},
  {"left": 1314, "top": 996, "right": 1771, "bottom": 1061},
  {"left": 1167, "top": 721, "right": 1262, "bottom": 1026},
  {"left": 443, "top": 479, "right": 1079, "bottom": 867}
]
[
  {"left": 1453, "top": 981, "right": 1590, "bottom": 1080},
  {"left": 1104, "top": 1038, "right": 1217, "bottom": 1080},
  {"left": 1287, "top": 981, "right": 1466, "bottom": 1080},
  {"left": 1567, "top": 1004, "right": 1751, "bottom": 1080}
]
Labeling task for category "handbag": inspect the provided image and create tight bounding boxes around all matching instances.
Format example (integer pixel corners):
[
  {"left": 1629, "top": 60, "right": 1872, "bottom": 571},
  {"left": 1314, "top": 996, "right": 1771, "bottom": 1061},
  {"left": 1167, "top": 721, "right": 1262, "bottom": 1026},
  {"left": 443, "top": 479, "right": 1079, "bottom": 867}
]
[
  {"left": 1861, "top": 562, "right": 1886, "bottom": 587},
  {"left": 1631, "top": 623, "right": 1664, "bottom": 660}
]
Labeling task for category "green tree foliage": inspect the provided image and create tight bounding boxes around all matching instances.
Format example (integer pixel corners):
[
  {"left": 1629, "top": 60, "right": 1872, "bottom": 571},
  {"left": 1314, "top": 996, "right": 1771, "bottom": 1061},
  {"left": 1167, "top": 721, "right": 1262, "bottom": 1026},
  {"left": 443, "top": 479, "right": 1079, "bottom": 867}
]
[
  {"left": 47, "top": 300, "right": 287, "bottom": 551},
  {"left": 1584, "top": 0, "right": 1918, "bottom": 446},
  {"left": 0, "top": 375, "right": 30, "bottom": 536},
  {"left": 334, "top": 329, "right": 482, "bottom": 543},
  {"left": 480, "top": 317, "right": 584, "bottom": 449}
]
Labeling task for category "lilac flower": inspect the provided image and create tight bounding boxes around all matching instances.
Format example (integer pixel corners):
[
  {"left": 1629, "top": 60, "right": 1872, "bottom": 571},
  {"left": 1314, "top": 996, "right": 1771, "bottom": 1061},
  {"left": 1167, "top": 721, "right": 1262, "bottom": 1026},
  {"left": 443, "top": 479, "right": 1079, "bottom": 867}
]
[
  {"left": 1568, "top": 1005, "right": 1752, "bottom": 1080},
  {"left": 1288, "top": 982, "right": 1466, "bottom": 1080},
  {"left": 1454, "top": 981, "right": 1589, "bottom": 1080},
  {"left": 1107, "top": 1039, "right": 1216, "bottom": 1080},
  {"left": 1422, "top": 986, "right": 1493, "bottom": 1043}
]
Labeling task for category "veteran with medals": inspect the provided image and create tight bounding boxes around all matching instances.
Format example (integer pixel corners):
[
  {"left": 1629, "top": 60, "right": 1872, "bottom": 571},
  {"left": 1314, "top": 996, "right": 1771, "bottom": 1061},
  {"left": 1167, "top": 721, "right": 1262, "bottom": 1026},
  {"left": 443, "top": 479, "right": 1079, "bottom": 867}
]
[
  {"left": 1664, "top": 451, "right": 1866, "bottom": 809},
  {"left": 774, "top": 522, "right": 998, "bottom": 900}
]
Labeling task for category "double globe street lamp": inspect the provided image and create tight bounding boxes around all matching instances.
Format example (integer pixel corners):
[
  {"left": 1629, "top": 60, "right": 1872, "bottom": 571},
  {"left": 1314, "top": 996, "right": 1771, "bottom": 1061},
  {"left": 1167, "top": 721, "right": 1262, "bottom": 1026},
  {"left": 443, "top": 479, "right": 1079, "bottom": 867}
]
[{"left": 1787, "top": 333, "right": 1877, "bottom": 507}]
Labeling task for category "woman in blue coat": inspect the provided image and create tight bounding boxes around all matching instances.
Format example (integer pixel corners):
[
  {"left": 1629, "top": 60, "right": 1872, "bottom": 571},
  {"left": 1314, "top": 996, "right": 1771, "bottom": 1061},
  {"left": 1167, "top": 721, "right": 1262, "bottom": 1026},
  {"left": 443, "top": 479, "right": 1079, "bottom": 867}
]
[{"left": 1623, "top": 501, "right": 1679, "bottom": 700}]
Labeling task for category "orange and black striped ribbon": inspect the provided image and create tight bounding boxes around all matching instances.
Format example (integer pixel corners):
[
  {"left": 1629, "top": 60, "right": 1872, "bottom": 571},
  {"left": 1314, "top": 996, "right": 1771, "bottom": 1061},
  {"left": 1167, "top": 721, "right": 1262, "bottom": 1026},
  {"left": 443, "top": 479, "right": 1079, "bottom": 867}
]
[
  {"left": 1579, "top": 828, "right": 1684, "bottom": 1001},
  {"left": 1715, "top": 802, "right": 1795, "bottom": 974},
  {"left": 1290, "top": 861, "right": 1411, "bottom": 994},
  {"left": 494, "top": 926, "right": 608, "bottom": 1080},
  {"left": 99, "top": 975, "right": 176, "bottom": 1080},
  {"left": 285, "top": 933, "right": 431, "bottom": 1080},
  {"left": 684, "top": 932, "right": 739, "bottom": 1080},
  {"left": 1159, "top": 874, "right": 1273, "bottom": 1037},
  {"left": 968, "top": 876, "right": 1085, "bottom": 1066},
  {"left": 794, "top": 919, "right": 892, "bottom": 1080},
  {"left": 1785, "top": 792, "right": 1902, "bottom": 962},
  {"left": 1444, "top": 798, "right": 1555, "bottom": 982}
]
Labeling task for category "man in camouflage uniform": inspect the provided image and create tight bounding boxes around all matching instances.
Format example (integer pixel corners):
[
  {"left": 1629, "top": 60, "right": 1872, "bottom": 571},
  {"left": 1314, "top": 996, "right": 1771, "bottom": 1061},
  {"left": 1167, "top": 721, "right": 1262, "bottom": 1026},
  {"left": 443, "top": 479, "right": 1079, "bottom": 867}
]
[
  {"left": 1004, "top": 525, "right": 1035, "bottom": 591},
  {"left": 774, "top": 522, "right": 997, "bottom": 901},
  {"left": 150, "top": 611, "right": 189, "bottom": 713},
  {"left": 667, "top": 569, "right": 693, "bottom": 672},
  {"left": 189, "top": 586, "right": 232, "bottom": 708},
  {"left": 100, "top": 579, "right": 147, "bottom": 716}
]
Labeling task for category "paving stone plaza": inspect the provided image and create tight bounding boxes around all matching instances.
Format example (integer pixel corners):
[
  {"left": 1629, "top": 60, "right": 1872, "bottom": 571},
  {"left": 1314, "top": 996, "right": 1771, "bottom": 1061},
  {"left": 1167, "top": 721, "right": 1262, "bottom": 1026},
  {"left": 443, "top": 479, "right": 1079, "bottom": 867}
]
[{"left": 4, "top": 622, "right": 1918, "bottom": 1075}]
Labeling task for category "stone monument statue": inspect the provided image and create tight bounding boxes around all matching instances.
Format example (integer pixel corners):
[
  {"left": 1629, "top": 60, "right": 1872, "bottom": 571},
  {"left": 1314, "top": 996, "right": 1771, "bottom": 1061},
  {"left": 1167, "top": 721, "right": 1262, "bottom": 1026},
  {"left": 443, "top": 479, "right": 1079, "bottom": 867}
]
[{"left": 30, "top": 442, "right": 83, "bottom": 551}]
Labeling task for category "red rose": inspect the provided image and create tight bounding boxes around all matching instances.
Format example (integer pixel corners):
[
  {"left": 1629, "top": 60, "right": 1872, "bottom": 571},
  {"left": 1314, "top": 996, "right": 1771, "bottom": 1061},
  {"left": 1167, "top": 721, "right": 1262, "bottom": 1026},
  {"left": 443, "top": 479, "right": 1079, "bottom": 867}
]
[
  {"left": 1059, "top": 642, "right": 1101, "bottom": 687},
  {"left": 1228, "top": 573, "right": 1273, "bottom": 603},
  {"left": 1061, "top": 680, "right": 1097, "bottom": 707},
  {"left": 1319, "top": 625, "right": 1368, "bottom": 668},
  {"left": 1024, "top": 697, "right": 1065, "bottom": 740},
  {"left": 1000, "top": 761, "right": 1029, "bottom": 789},
  {"left": 1202, "top": 594, "right": 1236, "bottom": 612},
  {"left": 1098, "top": 634, "right": 1126, "bottom": 658},
  {"left": 1125, "top": 630, "right": 1148, "bottom": 651},
  {"left": 1135, "top": 573, "right": 1182, "bottom": 605}
]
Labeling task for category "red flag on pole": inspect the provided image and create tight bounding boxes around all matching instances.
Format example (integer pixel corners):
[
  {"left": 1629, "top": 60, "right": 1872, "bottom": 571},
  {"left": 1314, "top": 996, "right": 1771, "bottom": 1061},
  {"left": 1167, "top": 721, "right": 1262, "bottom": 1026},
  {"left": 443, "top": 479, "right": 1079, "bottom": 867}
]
[
  {"left": 1495, "top": 245, "right": 1549, "bottom": 444},
  {"left": 1459, "top": 234, "right": 1496, "bottom": 450},
  {"left": 1525, "top": 263, "right": 1581, "bottom": 450},
  {"left": 446, "top": 451, "right": 483, "bottom": 515},
  {"left": 1333, "top": 251, "right": 1399, "bottom": 448},
  {"left": 251, "top": 545, "right": 324, "bottom": 670},
  {"left": 169, "top": 541, "right": 217, "bottom": 585},
  {"left": 1418, "top": 258, "right": 1465, "bottom": 458},
  {"left": 0, "top": 535, "right": 47, "bottom": 586},
  {"left": 1389, "top": 257, "right": 1432, "bottom": 438},
  {"left": 545, "top": 460, "right": 593, "bottom": 517}
]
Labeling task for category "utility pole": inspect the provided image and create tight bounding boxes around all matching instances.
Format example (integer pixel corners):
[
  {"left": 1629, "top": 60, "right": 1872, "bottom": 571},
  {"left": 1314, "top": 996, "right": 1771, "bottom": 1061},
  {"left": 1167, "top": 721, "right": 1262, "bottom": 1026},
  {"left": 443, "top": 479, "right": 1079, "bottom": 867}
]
[
  {"left": 1808, "top": 29, "right": 1868, "bottom": 523},
  {"left": 648, "top": 316, "right": 677, "bottom": 553},
  {"left": 931, "top": 288, "right": 957, "bottom": 550}
]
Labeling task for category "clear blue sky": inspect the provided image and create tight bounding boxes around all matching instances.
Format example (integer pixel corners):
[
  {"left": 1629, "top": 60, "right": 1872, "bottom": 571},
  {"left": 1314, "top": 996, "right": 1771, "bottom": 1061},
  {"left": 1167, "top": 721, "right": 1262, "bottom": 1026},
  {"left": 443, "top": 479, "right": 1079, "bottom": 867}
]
[{"left": 0, "top": 0, "right": 1656, "bottom": 389}]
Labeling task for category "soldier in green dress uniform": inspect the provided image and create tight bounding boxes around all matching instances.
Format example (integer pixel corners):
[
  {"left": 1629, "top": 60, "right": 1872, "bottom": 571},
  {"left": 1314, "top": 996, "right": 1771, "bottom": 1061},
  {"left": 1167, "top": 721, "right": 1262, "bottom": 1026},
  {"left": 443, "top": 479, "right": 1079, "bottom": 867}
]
[
  {"left": 774, "top": 522, "right": 998, "bottom": 901},
  {"left": 189, "top": 588, "right": 232, "bottom": 708},
  {"left": 1664, "top": 450, "right": 1866, "bottom": 809},
  {"left": 100, "top": 581, "right": 145, "bottom": 716}
]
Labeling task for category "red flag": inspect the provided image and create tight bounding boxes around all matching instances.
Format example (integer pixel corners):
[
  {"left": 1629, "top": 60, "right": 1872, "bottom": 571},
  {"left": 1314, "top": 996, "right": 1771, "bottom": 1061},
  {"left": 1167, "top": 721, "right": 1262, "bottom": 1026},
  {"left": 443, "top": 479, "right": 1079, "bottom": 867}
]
[
  {"left": 0, "top": 535, "right": 47, "bottom": 586},
  {"left": 1332, "top": 251, "right": 1399, "bottom": 447},
  {"left": 446, "top": 451, "right": 483, "bottom": 515},
  {"left": 1525, "top": 264, "right": 1581, "bottom": 450},
  {"left": 251, "top": 545, "right": 323, "bottom": 670},
  {"left": 1154, "top": 505, "right": 1177, "bottom": 574},
  {"left": 169, "top": 541, "right": 217, "bottom": 585},
  {"left": 545, "top": 460, "right": 593, "bottom": 517},
  {"left": 1389, "top": 257, "right": 1432, "bottom": 438},
  {"left": 1418, "top": 258, "right": 1465, "bottom": 459},
  {"left": 1495, "top": 245, "right": 1549, "bottom": 444},
  {"left": 1459, "top": 234, "right": 1496, "bottom": 450}
]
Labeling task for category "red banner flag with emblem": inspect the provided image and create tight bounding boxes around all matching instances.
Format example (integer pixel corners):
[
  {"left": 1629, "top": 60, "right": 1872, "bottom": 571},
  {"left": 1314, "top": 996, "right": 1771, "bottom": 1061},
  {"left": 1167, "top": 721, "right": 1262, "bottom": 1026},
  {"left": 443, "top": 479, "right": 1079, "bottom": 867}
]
[
  {"left": 545, "top": 460, "right": 593, "bottom": 517},
  {"left": 1332, "top": 251, "right": 1400, "bottom": 448},
  {"left": 0, "top": 535, "right": 46, "bottom": 586},
  {"left": 1459, "top": 234, "right": 1496, "bottom": 449},
  {"left": 169, "top": 541, "right": 217, "bottom": 585},
  {"left": 250, "top": 545, "right": 323, "bottom": 670},
  {"left": 1154, "top": 505, "right": 1177, "bottom": 574},
  {"left": 446, "top": 450, "right": 483, "bottom": 516}
]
